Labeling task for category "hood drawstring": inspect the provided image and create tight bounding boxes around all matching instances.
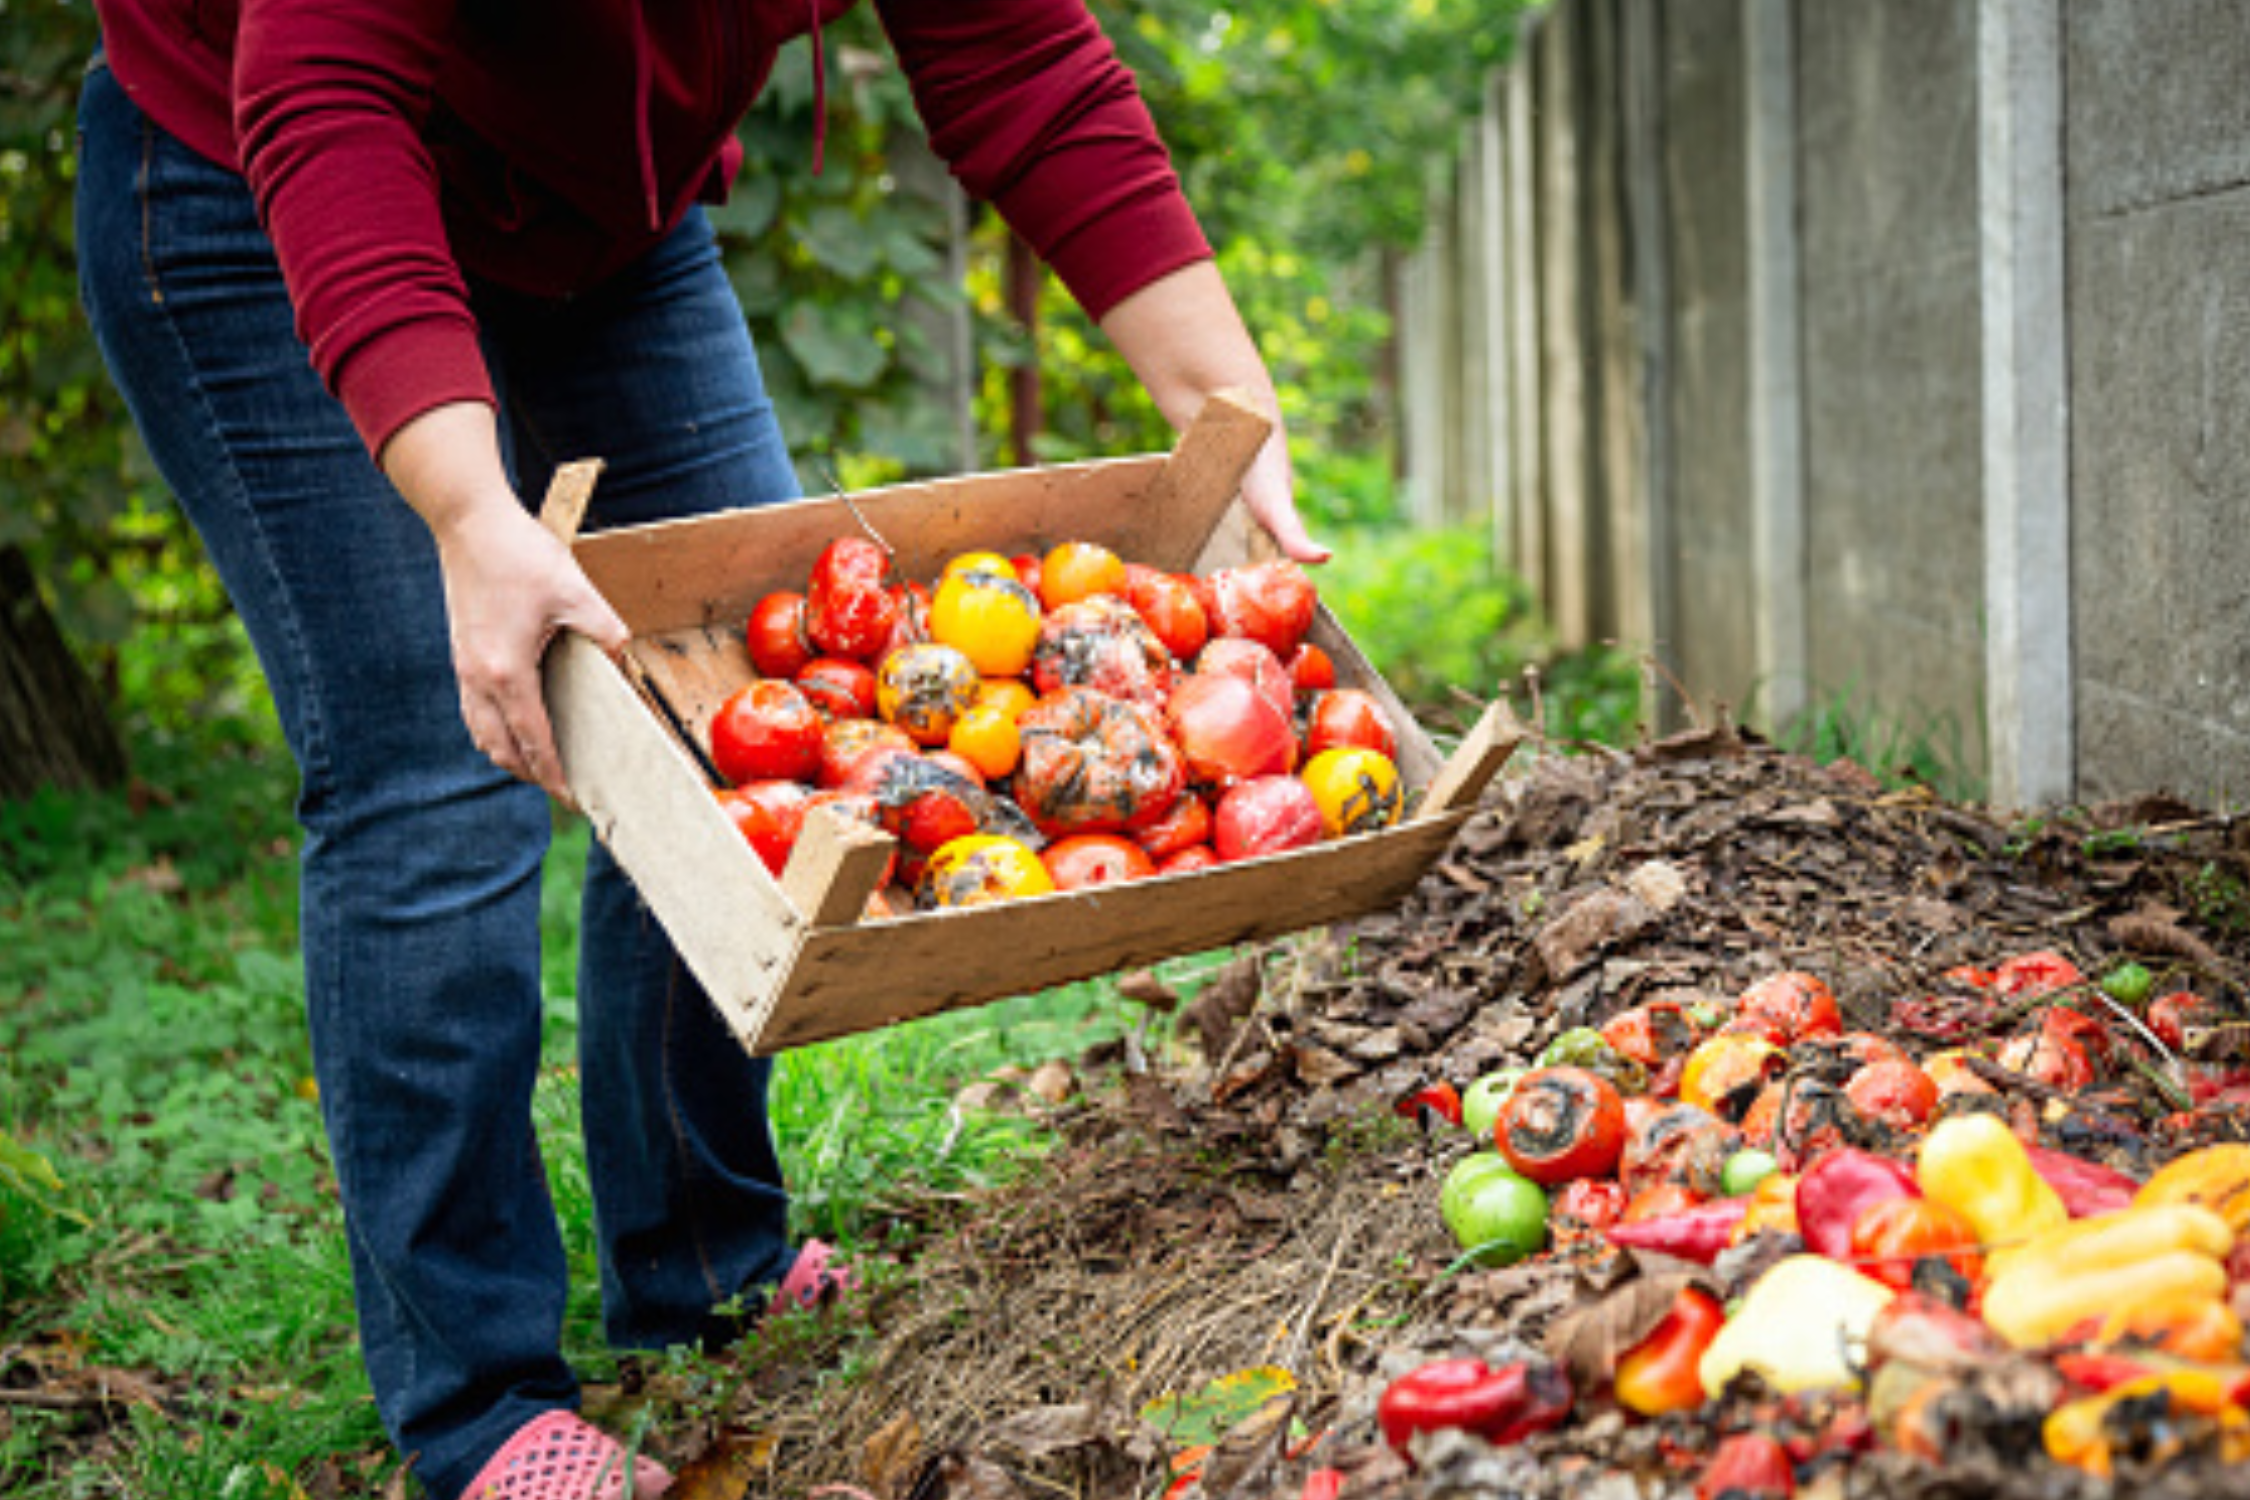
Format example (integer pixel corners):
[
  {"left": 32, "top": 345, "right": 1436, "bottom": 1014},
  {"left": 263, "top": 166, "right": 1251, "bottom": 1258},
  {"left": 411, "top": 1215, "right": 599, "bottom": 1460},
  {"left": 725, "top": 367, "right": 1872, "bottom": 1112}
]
[
  {"left": 809, "top": 0, "right": 829, "bottom": 176},
  {"left": 632, "top": 0, "right": 660, "bottom": 229}
]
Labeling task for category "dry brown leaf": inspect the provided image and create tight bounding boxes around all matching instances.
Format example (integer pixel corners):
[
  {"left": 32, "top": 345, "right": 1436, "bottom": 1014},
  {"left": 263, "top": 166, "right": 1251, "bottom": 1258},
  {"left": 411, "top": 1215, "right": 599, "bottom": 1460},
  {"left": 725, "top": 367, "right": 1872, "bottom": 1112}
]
[
  {"left": 1543, "top": 1270, "right": 1709, "bottom": 1394},
  {"left": 1115, "top": 968, "right": 1181, "bottom": 1012},
  {"left": 1196, "top": 1391, "right": 1296, "bottom": 1499},
  {"left": 861, "top": 1410, "right": 924, "bottom": 1500},
  {"left": 667, "top": 1431, "right": 767, "bottom": 1500},
  {"left": 1026, "top": 1060, "right": 1076, "bottom": 1104},
  {"left": 933, "top": 1452, "right": 1023, "bottom": 1500},
  {"left": 1179, "top": 955, "right": 1263, "bottom": 1064},
  {"left": 2109, "top": 911, "right": 2224, "bottom": 968}
]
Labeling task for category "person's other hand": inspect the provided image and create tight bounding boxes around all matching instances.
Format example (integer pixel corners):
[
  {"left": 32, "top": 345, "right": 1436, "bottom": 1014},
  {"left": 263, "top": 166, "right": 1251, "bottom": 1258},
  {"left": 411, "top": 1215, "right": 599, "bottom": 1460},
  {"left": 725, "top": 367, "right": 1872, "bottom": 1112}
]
[{"left": 434, "top": 501, "right": 630, "bottom": 800}]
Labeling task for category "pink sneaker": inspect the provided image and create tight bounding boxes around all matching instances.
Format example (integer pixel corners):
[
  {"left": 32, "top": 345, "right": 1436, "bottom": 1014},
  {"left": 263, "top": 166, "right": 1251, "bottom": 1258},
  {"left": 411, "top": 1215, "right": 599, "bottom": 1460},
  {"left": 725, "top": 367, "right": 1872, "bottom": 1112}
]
[
  {"left": 461, "top": 1410, "right": 671, "bottom": 1500},
  {"left": 771, "top": 1239, "right": 859, "bottom": 1314}
]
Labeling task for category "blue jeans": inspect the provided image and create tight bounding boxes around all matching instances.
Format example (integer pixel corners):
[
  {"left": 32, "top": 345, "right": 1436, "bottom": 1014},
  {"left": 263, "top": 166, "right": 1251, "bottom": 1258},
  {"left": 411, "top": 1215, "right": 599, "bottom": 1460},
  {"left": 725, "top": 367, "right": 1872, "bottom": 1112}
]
[{"left": 77, "top": 59, "right": 802, "bottom": 1500}]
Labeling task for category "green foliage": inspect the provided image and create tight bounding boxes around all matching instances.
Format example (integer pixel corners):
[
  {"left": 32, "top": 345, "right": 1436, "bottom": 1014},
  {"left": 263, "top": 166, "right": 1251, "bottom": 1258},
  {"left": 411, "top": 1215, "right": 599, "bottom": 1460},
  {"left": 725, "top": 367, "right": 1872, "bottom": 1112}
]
[
  {"left": 1771, "top": 683, "right": 1982, "bottom": 802},
  {"left": 1317, "top": 521, "right": 1644, "bottom": 748}
]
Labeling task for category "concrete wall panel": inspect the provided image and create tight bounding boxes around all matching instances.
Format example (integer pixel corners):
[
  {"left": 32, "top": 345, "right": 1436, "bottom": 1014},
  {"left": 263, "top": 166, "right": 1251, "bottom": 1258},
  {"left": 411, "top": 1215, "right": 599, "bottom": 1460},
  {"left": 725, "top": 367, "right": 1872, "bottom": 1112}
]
[
  {"left": 1660, "top": 0, "right": 1758, "bottom": 713},
  {"left": 1796, "top": 1, "right": 1988, "bottom": 768}
]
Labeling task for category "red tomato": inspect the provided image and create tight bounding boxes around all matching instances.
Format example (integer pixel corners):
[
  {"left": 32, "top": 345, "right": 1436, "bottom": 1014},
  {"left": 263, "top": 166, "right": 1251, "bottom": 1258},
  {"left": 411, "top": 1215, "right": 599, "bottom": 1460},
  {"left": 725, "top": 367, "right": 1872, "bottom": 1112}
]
[
  {"left": 709, "top": 679, "right": 823, "bottom": 785},
  {"left": 1007, "top": 552, "right": 1044, "bottom": 599},
  {"left": 1843, "top": 1059, "right": 1939, "bottom": 1129},
  {"left": 715, "top": 780, "right": 811, "bottom": 875},
  {"left": 1993, "top": 949, "right": 2083, "bottom": 999},
  {"left": 1202, "top": 559, "right": 1317, "bottom": 658},
  {"left": 1301, "top": 688, "right": 1398, "bottom": 760},
  {"left": 817, "top": 717, "right": 915, "bottom": 788},
  {"left": 1211, "top": 775, "right": 1323, "bottom": 861},
  {"left": 1737, "top": 971, "right": 1843, "bottom": 1043},
  {"left": 2149, "top": 991, "right": 2216, "bottom": 1051},
  {"left": 1133, "top": 791, "right": 1212, "bottom": 860},
  {"left": 1156, "top": 845, "right": 1219, "bottom": 876},
  {"left": 2040, "top": 1004, "right": 2113, "bottom": 1068},
  {"left": 1847, "top": 1196, "right": 1981, "bottom": 1292},
  {"left": 794, "top": 656, "right": 878, "bottom": 720},
  {"left": 1287, "top": 641, "right": 1336, "bottom": 693},
  {"left": 1040, "top": 834, "right": 1157, "bottom": 890},
  {"left": 745, "top": 590, "right": 815, "bottom": 680},
  {"left": 805, "top": 536, "right": 898, "bottom": 660},
  {"left": 1122, "top": 567, "right": 1210, "bottom": 665},
  {"left": 1495, "top": 1066, "right": 1628, "bottom": 1184},
  {"left": 1194, "top": 637, "right": 1295, "bottom": 723},
  {"left": 1014, "top": 687, "right": 1185, "bottom": 837},
  {"left": 1029, "top": 597, "right": 1174, "bottom": 709},
  {"left": 1164, "top": 673, "right": 1297, "bottom": 786},
  {"left": 1552, "top": 1177, "right": 1628, "bottom": 1231},
  {"left": 1697, "top": 1433, "right": 1795, "bottom": 1499},
  {"left": 874, "top": 580, "right": 933, "bottom": 659},
  {"left": 1996, "top": 1029, "right": 2094, "bottom": 1090}
]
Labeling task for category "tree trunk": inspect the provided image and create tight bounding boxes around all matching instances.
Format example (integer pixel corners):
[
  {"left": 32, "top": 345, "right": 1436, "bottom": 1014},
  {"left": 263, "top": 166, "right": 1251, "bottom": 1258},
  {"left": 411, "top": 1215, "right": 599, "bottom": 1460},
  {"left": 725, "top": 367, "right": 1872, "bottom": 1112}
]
[{"left": 0, "top": 545, "right": 128, "bottom": 801}]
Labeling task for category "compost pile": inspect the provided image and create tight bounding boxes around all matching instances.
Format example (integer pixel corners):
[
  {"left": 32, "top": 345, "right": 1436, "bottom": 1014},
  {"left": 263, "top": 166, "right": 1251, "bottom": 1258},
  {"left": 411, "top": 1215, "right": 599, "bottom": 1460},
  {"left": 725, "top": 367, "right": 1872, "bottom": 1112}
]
[{"left": 694, "top": 722, "right": 2250, "bottom": 1500}]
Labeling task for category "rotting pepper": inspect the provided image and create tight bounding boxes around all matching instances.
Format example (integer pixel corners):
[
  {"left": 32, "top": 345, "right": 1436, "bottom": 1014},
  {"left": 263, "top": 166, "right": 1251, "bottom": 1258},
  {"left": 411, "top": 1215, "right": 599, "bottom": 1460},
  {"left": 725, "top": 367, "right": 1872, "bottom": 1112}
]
[
  {"left": 1695, "top": 1431, "right": 1796, "bottom": 1498},
  {"left": 1614, "top": 1286, "right": 1726, "bottom": 1416},
  {"left": 1375, "top": 1357, "right": 1574, "bottom": 1456},
  {"left": 1915, "top": 1112, "right": 2068, "bottom": 1250},
  {"left": 1847, "top": 1196, "right": 1982, "bottom": 1294},
  {"left": 1393, "top": 1080, "right": 1464, "bottom": 1129},
  {"left": 2025, "top": 1144, "right": 2140, "bottom": 1218},
  {"left": 1793, "top": 1148, "right": 1920, "bottom": 1261},
  {"left": 1608, "top": 1197, "right": 1751, "bottom": 1265},
  {"left": 1980, "top": 1203, "right": 2234, "bottom": 1348},
  {"left": 2042, "top": 1368, "right": 2250, "bottom": 1477}
]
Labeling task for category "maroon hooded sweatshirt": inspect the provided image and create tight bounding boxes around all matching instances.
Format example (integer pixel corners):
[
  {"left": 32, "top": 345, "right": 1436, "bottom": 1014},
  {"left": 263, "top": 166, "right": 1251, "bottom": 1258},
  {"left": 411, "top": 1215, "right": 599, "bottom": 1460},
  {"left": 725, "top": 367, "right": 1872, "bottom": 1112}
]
[{"left": 94, "top": 0, "right": 1213, "bottom": 456}]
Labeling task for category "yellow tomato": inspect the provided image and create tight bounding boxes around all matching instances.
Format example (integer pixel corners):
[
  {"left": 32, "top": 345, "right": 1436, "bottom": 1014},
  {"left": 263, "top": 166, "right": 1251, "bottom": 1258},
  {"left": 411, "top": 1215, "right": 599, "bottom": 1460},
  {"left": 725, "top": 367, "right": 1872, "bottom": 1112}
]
[
  {"left": 1300, "top": 747, "right": 1403, "bottom": 837},
  {"left": 930, "top": 570, "right": 1043, "bottom": 678},
  {"left": 948, "top": 704, "right": 1024, "bottom": 780},
  {"left": 919, "top": 834, "right": 1055, "bottom": 908},
  {"left": 975, "top": 677, "right": 1038, "bottom": 719},
  {"left": 1038, "top": 540, "right": 1127, "bottom": 610},
  {"left": 875, "top": 642, "right": 981, "bottom": 747},
  {"left": 939, "top": 550, "right": 1019, "bottom": 584}
]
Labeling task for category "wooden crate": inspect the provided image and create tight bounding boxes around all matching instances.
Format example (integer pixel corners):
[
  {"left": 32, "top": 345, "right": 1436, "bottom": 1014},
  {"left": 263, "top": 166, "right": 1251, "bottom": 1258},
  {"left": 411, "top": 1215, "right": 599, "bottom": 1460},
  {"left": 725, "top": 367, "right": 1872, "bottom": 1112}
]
[{"left": 541, "top": 394, "right": 1525, "bottom": 1055}]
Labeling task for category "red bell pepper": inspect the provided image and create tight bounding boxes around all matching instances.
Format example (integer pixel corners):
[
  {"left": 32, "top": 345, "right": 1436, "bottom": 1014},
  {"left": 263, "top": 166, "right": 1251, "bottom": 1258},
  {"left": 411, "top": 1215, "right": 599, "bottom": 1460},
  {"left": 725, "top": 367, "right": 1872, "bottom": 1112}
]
[
  {"left": 1604, "top": 1198, "right": 1750, "bottom": 1265},
  {"left": 2023, "top": 1145, "right": 2138, "bottom": 1218},
  {"left": 1792, "top": 1148, "right": 1918, "bottom": 1260},
  {"left": 1376, "top": 1357, "right": 1574, "bottom": 1456}
]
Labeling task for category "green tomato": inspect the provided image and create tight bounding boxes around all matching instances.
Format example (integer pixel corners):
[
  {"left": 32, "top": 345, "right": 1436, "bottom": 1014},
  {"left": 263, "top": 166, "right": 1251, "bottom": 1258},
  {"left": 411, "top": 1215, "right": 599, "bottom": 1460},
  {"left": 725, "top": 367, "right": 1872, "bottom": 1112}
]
[
  {"left": 1719, "top": 1147, "right": 1780, "bottom": 1198},
  {"left": 1459, "top": 1068, "right": 1526, "bottom": 1140},
  {"left": 1439, "top": 1152, "right": 1518, "bottom": 1225},
  {"left": 2101, "top": 963, "right": 2154, "bottom": 1007},
  {"left": 1443, "top": 1168, "right": 1550, "bottom": 1268}
]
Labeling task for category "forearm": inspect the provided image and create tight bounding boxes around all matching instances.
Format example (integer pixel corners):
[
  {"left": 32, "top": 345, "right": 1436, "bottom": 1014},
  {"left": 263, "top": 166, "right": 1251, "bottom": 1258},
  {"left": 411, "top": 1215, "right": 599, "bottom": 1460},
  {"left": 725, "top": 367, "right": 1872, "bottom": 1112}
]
[{"left": 1097, "top": 261, "right": 1279, "bottom": 432}]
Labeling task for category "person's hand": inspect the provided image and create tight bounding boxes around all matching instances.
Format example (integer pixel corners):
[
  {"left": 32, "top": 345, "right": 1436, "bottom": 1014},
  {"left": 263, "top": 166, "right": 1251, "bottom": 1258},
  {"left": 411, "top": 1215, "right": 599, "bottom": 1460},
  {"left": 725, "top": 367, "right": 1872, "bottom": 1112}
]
[
  {"left": 381, "top": 401, "right": 629, "bottom": 801},
  {"left": 1096, "top": 261, "right": 1331, "bottom": 565},
  {"left": 1238, "top": 423, "right": 1330, "bottom": 566},
  {"left": 432, "top": 500, "right": 630, "bottom": 800}
]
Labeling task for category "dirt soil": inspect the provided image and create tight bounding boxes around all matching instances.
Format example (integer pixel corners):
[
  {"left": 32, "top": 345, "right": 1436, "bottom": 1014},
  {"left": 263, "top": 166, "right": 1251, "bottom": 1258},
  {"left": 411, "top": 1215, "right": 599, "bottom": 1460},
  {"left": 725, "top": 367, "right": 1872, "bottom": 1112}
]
[{"left": 682, "top": 723, "right": 2250, "bottom": 1500}]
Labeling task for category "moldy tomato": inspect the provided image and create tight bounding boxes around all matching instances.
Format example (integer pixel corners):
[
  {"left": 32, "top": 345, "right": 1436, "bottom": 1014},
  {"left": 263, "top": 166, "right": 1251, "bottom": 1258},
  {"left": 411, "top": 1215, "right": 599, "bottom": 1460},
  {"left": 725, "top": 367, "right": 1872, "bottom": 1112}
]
[
  {"left": 875, "top": 643, "right": 981, "bottom": 747},
  {"left": 1494, "top": 1066, "right": 1628, "bottom": 1185},
  {"left": 709, "top": 679, "right": 823, "bottom": 785},
  {"left": 1014, "top": 687, "right": 1184, "bottom": 837},
  {"left": 818, "top": 717, "right": 915, "bottom": 788},
  {"left": 1736, "top": 970, "right": 1843, "bottom": 1043},
  {"left": 1301, "top": 747, "right": 1403, "bottom": 837},
  {"left": 919, "top": 834, "right": 1054, "bottom": 908},
  {"left": 1030, "top": 597, "right": 1173, "bottom": 708},
  {"left": 1842, "top": 1058, "right": 1939, "bottom": 1129}
]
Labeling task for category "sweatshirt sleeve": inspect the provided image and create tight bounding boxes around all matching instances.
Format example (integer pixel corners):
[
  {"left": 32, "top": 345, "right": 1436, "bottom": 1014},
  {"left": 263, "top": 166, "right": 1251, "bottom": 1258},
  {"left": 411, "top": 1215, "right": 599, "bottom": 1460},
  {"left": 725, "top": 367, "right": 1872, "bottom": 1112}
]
[
  {"left": 873, "top": 0, "right": 1213, "bottom": 320},
  {"left": 233, "top": 0, "right": 494, "bottom": 458}
]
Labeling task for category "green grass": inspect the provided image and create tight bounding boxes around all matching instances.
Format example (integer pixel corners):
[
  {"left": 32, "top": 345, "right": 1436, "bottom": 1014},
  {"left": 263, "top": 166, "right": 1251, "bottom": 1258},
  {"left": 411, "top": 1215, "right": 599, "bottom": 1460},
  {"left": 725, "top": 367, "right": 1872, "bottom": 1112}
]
[{"left": 0, "top": 730, "right": 1165, "bottom": 1496}]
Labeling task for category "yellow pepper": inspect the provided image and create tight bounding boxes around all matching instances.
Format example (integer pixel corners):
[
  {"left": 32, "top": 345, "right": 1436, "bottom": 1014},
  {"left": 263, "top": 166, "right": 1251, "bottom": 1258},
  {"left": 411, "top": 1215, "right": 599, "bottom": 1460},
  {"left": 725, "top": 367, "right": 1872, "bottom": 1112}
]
[
  {"left": 1980, "top": 1203, "right": 2235, "bottom": 1350},
  {"left": 1728, "top": 1171, "right": 1799, "bottom": 1244},
  {"left": 2043, "top": 1369, "right": 2250, "bottom": 1476},
  {"left": 1697, "top": 1254, "right": 1895, "bottom": 1398},
  {"left": 1984, "top": 1199, "right": 2233, "bottom": 1284},
  {"left": 2135, "top": 1143, "right": 2250, "bottom": 1235},
  {"left": 2098, "top": 1288, "right": 2246, "bottom": 1364},
  {"left": 1915, "top": 1112, "right": 2067, "bottom": 1250}
]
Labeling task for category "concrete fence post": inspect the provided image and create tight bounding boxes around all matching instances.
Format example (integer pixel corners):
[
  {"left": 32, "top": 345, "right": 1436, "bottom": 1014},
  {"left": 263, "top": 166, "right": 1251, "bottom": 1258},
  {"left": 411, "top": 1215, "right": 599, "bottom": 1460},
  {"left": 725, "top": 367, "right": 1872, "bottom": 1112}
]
[
  {"left": 1745, "top": 0, "right": 1807, "bottom": 729},
  {"left": 1978, "top": 0, "right": 2073, "bottom": 810}
]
